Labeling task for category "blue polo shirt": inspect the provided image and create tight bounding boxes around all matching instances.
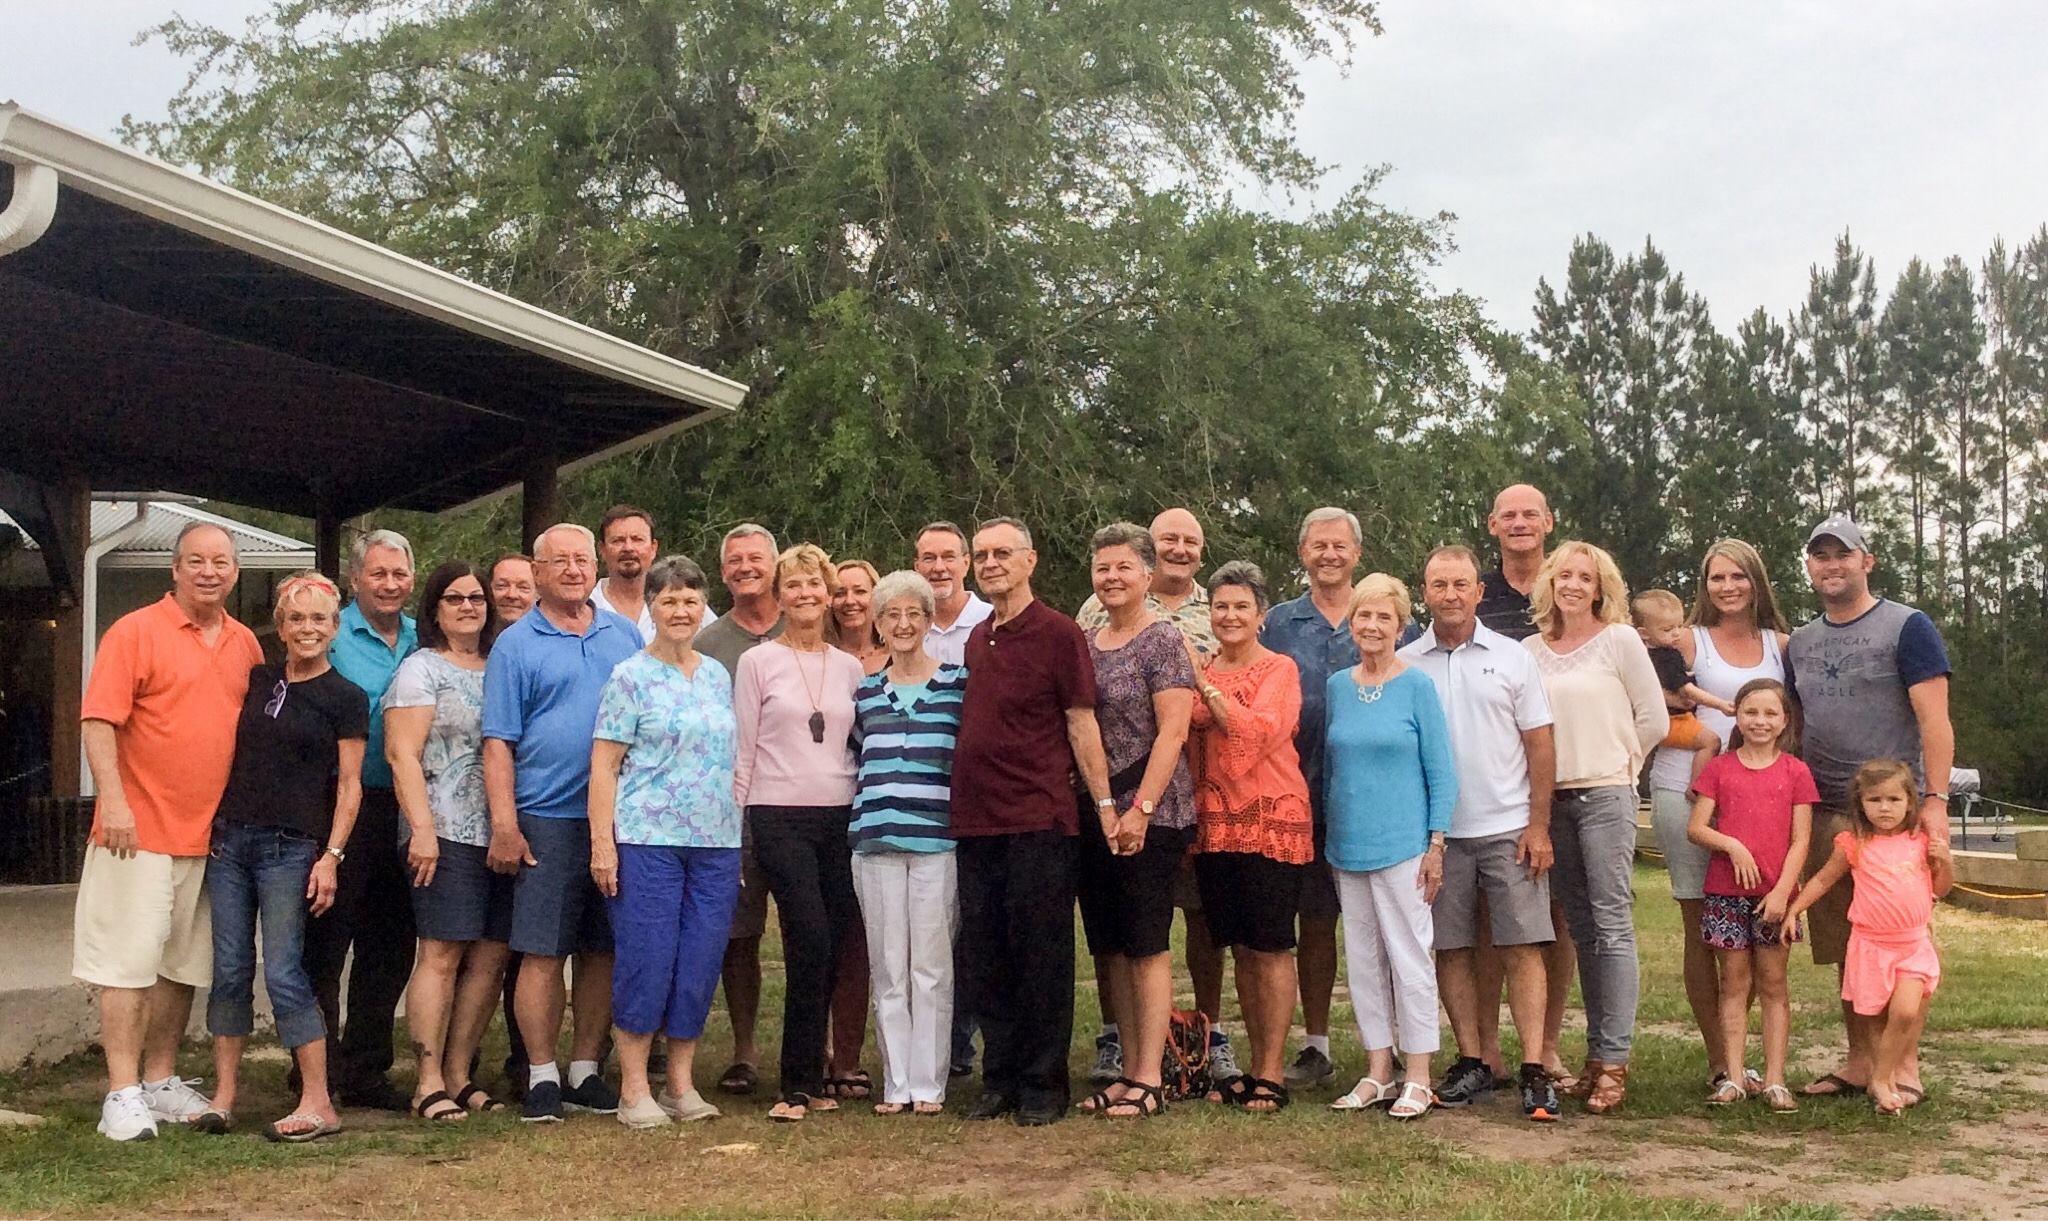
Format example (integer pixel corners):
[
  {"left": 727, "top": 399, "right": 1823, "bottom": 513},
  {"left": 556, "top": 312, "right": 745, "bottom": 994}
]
[
  {"left": 330, "top": 602, "right": 417, "bottom": 789},
  {"left": 482, "top": 605, "right": 642, "bottom": 820}
]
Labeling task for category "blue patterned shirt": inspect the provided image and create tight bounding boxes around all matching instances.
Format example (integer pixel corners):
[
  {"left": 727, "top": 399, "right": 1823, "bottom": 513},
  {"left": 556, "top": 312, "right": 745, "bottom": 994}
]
[
  {"left": 850, "top": 664, "right": 967, "bottom": 853},
  {"left": 594, "top": 651, "right": 740, "bottom": 848},
  {"left": 381, "top": 651, "right": 489, "bottom": 846}
]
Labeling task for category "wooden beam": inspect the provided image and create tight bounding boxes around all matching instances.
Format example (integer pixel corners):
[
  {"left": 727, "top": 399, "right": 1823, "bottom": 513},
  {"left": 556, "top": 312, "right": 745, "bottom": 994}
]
[
  {"left": 314, "top": 506, "right": 343, "bottom": 581},
  {"left": 49, "top": 472, "right": 88, "bottom": 799},
  {"left": 520, "top": 436, "right": 559, "bottom": 554}
]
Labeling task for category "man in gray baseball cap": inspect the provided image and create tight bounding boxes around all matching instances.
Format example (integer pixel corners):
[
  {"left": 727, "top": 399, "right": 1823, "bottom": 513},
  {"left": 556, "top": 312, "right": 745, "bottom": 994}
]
[{"left": 1785, "top": 512, "right": 1953, "bottom": 1110}]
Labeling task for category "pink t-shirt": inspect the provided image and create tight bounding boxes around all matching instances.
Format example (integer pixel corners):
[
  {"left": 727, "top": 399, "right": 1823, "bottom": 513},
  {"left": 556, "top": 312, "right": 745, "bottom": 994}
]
[
  {"left": 1695, "top": 751, "right": 1819, "bottom": 897},
  {"left": 1840, "top": 829, "right": 1936, "bottom": 936}
]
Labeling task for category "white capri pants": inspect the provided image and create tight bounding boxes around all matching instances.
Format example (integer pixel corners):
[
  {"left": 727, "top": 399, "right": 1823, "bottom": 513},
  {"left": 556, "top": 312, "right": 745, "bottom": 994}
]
[
  {"left": 1336, "top": 853, "right": 1440, "bottom": 1056},
  {"left": 851, "top": 850, "right": 958, "bottom": 1104}
]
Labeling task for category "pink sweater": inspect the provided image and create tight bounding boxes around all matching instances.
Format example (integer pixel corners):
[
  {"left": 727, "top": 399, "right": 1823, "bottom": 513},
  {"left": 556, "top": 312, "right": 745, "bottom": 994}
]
[{"left": 733, "top": 641, "right": 863, "bottom": 808}]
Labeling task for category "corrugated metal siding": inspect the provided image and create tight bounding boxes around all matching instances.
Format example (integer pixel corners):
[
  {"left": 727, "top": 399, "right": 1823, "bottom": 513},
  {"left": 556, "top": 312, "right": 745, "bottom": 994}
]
[{"left": 3, "top": 500, "right": 312, "bottom": 556}]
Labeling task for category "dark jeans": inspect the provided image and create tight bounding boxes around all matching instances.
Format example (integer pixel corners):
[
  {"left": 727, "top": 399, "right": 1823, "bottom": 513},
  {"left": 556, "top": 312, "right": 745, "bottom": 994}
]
[
  {"left": 957, "top": 829, "right": 1077, "bottom": 1112},
  {"left": 207, "top": 822, "right": 324, "bottom": 1049},
  {"left": 304, "top": 787, "right": 416, "bottom": 1090},
  {"left": 749, "top": 805, "right": 858, "bottom": 1099}
]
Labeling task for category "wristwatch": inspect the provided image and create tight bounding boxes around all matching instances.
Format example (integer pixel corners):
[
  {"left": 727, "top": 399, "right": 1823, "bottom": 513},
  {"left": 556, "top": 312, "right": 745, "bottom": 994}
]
[
  {"left": 1139, "top": 799, "right": 1156, "bottom": 816},
  {"left": 324, "top": 846, "right": 346, "bottom": 863},
  {"left": 1095, "top": 797, "right": 1116, "bottom": 811},
  {"left": 1427, "top": 832, "right": 1446, "bottom": 850}
]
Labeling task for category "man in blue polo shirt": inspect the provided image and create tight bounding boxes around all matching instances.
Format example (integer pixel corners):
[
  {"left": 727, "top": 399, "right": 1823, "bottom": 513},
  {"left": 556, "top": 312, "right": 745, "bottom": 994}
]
[
  {"left": 484, "top": 522, "right": 642, "bottom": 1122},
  {"left": 307, "top": 528, "right": 418, "bottom": 1111}
]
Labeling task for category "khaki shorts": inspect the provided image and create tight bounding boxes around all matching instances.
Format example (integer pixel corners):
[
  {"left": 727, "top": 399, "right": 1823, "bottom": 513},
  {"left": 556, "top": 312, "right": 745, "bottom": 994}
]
[
  {"left": 1434, "top": 830, "right": 1554, "bottom": 951},
  {"left": 73, "top": 844, "right": 212, "bottom": 989},
  {"left": 728, "top": 842, "right": 769, "bottom": 941},
  {"left": 1805, "top": 807, "right": 1854, "bottom": 966}
]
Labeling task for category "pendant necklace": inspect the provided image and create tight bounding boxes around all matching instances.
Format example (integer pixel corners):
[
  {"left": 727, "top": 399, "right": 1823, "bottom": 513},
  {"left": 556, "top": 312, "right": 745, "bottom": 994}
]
[
  {"left": 790, "top": 640, "right": 828, "bottom": 743},
  {"left": 1356, "top": 664, "right": 1393, "bottom": 704}
]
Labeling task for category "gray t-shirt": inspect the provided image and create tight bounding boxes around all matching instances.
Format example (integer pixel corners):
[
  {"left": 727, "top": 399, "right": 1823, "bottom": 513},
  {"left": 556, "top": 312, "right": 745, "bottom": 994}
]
[
  {"left": 1786, "top": 598, "right": 1951, "bottom": 807},
  {"left": 695, "top": 612, "right": 783, "bottom": 690}
]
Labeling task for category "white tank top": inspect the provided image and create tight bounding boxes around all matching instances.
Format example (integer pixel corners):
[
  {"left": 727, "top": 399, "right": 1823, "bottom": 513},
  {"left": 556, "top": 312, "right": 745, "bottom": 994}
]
[{"left": 1647, "top": 625, "right": 1786, "bottom": 792}]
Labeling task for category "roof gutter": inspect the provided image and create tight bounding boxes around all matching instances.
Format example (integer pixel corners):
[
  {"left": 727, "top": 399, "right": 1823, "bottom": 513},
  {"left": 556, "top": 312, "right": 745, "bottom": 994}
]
[{"left": 0, "top": 153, "right": 58, "bottom": 257}]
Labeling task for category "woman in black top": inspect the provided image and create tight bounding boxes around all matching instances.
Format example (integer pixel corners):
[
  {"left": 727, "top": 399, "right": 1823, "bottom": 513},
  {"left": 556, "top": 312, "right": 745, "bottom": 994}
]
[{"left": 203, "top": 573, "right": 367, "bottom": 1143}]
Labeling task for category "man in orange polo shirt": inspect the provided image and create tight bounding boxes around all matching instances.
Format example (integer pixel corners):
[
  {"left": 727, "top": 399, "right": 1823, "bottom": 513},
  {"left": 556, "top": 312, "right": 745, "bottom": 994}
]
[{"left": 73, "top": 520, "right": 264, "bottom": 1142}]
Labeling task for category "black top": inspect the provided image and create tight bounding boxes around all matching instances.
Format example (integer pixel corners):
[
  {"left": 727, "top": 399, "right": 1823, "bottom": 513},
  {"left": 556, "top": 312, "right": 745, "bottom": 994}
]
[
  {"left": 214, "top": 664, "right": 370, "bottom": 840},
  {"left": 1477, "top": 569, "right": 1537, "bottom": 641},
  {"left": 1647, "top": 644, "right": 1692, "bottom": 694}
]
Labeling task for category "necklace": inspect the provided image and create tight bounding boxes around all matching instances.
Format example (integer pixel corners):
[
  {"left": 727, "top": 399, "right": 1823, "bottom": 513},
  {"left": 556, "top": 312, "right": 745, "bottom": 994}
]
[
  {"left": 789, "top": 642, "right": 828, "bottom": 743},
  {"left": 1355, "top": 661, "right": 1396, "bottom": 703}
]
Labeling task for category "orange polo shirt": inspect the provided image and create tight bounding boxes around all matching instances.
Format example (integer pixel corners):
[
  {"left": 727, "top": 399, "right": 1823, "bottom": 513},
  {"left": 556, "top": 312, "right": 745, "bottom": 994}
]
[{"left": 81, "top": 594, "right": 264, "bottom": 856}]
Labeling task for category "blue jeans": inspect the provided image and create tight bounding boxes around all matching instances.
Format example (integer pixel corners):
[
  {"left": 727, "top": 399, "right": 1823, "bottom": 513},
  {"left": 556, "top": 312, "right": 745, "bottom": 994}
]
[{"left": 208, "top": 822, "right": 325, "bottom": 1049}]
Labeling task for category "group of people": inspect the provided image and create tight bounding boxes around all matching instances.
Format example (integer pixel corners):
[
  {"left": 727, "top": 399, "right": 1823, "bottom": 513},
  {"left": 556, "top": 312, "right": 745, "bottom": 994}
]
[{"left": 69, "top": 482, "right": 1956, "bottom": 1143}]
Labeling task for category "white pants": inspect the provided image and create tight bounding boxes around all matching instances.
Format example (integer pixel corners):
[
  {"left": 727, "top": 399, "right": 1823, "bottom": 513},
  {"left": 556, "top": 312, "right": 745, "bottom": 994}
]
[
  {"left": 852, "top": 850, "right": 958, "bottom": 1104},
  {"left": 1336, "top": 854, "right": 1440, "bottom": 1056}
]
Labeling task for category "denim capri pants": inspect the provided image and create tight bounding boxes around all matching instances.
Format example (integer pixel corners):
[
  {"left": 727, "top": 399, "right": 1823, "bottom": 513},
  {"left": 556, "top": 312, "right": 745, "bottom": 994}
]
[
  {"left": 207, "top": 821, "right": 326, "bottom": 1049},
  {"left": 607, "top": 844, "right": 741, "bottom": 1039}
]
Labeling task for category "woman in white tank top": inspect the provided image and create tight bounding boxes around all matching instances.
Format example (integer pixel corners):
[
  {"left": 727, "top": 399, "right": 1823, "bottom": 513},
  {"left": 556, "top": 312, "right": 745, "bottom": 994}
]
[{"left": 1645, "top": 540, "right": 1793, "bottom": 1091}]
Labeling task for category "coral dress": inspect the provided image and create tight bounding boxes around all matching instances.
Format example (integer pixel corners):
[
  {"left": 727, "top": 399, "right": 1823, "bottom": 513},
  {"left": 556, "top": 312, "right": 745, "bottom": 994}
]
[{"left": 1837, "top": 829, "right": 1942, "bottom": 1016}]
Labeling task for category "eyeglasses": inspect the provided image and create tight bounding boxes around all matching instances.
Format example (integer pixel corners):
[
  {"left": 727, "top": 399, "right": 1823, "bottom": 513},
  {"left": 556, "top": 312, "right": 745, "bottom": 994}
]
[
  {"left": 440, "top": 592, "right": 490, "bottom": 606},
  {"left": 540, "top": 556, "right": 594, "bottom": 571},
  {"left": 971, "top": 547, "right": 1020, "bottom": 565},
  {"left": 263, "top": 678, "right": 289, "bottom": 720}
]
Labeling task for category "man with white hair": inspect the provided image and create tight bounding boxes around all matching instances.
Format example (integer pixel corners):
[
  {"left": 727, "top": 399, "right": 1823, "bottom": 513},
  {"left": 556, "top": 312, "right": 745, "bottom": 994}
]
[
  {"left": 484, "top": 523, "right": 643, "bottom": 1121},
  {"left": 305, "top": 527, "right": 419, "bottom": 1111}
]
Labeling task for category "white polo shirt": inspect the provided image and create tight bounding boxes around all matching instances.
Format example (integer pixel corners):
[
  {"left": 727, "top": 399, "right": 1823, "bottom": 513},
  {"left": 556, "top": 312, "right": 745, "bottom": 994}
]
[
  {"left": 1398, "top": 620, "right": 1554, "bottom": 839},
  {"left": 924, "top": 593, "right": 993, "bottom": 666}
]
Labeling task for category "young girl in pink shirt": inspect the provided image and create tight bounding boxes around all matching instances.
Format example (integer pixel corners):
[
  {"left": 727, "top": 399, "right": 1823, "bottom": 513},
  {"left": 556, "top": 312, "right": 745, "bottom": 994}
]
[
  {"left": 1686, "top": 678, "right": 1815, "bottom": 1112},
  {"left": 1780, "top": 758, "right": 1954, "bottom": 1116}
]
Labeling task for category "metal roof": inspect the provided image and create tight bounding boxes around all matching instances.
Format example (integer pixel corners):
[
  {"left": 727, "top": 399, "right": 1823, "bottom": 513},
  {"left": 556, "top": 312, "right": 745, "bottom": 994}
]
[
  {"left": 0, "top": 103, "right": 748, "bottom": 520},
  {"left": 1, "top": 499, "right": 314, "bottom": 568}
]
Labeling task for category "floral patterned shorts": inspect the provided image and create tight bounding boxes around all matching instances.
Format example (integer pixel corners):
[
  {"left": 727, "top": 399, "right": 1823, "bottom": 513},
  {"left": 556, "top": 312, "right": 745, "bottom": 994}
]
[{"left": 1701, "top": 893, "right": 1802, "bottom": 951}]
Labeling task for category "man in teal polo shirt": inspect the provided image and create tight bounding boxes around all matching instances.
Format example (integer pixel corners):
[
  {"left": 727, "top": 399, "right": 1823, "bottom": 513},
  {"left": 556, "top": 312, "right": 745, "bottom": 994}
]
[{"left": 306, "top": 528, "right": 418, "bottom": 1111}]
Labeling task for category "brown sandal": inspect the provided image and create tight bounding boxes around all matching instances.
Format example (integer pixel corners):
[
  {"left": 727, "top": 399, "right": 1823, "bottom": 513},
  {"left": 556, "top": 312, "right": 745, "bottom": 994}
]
[
  {"left": 1562, "top": 1059, "right": 1600, "bottom": 1100},
  {"left": 1583, "top": 1063, "right": 1629, "bottom": 1114}
]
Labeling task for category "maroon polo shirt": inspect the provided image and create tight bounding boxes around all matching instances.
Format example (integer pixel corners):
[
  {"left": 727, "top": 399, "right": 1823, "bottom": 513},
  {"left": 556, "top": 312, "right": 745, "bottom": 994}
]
[{"left": 951, "top": 597, "right": 1097, "bottom": 836}]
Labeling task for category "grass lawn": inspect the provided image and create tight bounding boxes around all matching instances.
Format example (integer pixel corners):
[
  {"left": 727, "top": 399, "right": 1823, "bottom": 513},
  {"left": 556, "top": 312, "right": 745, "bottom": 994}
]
[{"left": 5, "top": 863, "right": 2048, "bottom": 1219}]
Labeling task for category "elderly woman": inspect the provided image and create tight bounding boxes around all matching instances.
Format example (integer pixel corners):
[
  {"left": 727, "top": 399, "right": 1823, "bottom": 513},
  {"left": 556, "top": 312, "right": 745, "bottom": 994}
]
[
  {"left": 1524, "top": 541, "right": 1668, "bottom": 1114},
  {"left": 204, "top": 573, "right": 367, "bottom": 1142},
  {"left": 1645, "top": 539, "right": 1790, "bottom": 1095},
  {"left": 735, "top": 544, "right": 866, "bottom": 1122},
  {"left": 1326, "top": 574, "right": 1456, "bottom": 1122},
  {"left": 1075, "top": 522, "right": 1198, "bottom": 1120},
  {"left": 588, "top": 556, "right": 740, "bottom": 1129},
  {"left": 386, "top": 561, "right": 510, "bottom": 1122},
  {"left": 849, "top": 570, "right": 969, "bottom": 1115},
  {"left": 824, "top": 557, "right": 884, "bottom": 1101},
  {"left": 1189, "top": 561, "right": 1311, "bottom": 1113}
]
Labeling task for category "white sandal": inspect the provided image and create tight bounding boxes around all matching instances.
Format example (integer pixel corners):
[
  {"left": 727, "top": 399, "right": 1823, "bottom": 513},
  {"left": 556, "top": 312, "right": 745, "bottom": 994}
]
[
  {"left": 1389, "top": 1080, "right": 1434, "bottom": 1120},
  {"left": 1330, "top": 1076, "right": 1396, "bottom": 1111}
]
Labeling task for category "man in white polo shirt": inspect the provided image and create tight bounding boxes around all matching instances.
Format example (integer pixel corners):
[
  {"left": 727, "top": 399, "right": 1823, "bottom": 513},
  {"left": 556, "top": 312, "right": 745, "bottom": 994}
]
[
  {"left": 914, "top": 520, "right": 992, "bottom": 667},
  {"left": 1398, "top": 543, "right": 1560, "bottom": 1122}
]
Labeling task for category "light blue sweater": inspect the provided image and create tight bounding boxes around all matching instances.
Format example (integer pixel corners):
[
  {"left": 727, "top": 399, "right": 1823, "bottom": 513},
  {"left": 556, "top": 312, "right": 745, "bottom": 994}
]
[{"left": 1323, "top": 667, "right": 1458, "bottom": 872}]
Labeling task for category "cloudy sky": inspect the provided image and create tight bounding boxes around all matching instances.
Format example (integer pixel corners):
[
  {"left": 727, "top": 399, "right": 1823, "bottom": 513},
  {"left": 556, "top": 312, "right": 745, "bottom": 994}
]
[{"left": 8, "top": 1, "right": 2046, "bottom": 333}]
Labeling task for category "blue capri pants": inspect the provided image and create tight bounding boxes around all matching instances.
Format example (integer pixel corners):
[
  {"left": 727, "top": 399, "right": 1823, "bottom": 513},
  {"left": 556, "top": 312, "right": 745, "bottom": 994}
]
[{"left": 607, "top": 844, "right": 741, "bottom": 1039}]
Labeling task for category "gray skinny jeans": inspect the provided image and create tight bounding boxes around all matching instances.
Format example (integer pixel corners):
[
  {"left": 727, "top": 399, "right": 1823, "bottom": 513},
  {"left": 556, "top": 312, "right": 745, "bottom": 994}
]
[{"left": 1550, "top": 784, "right": 1640, "bottom": 1065}]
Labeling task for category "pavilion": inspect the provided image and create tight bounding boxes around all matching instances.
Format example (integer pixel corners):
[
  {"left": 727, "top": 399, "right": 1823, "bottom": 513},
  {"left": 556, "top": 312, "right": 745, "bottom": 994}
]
[{"left": 0, "top": 102, "right": 747, "bottom": 801}]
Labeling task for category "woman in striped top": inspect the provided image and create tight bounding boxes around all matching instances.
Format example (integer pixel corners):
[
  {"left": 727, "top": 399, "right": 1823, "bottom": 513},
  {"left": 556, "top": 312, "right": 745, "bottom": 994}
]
[{"left": 849, "top": 570, "right": 969, "bottom": 1115}]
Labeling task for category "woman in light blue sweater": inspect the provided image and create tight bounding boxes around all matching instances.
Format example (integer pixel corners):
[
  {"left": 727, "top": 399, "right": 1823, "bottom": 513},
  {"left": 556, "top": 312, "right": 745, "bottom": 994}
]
[{"left": 1323, "top": 573, "right": 1458, "bottom": 1120}]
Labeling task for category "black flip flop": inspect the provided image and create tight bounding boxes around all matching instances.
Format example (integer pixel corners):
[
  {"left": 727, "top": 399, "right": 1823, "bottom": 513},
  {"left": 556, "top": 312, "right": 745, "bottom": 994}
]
[
  {"left": 718, "top": 1062, "right": 759, "bottom": 1096},
  {"left": 1800, "top": 1073, "right": 1867, "bottom": 1098}
]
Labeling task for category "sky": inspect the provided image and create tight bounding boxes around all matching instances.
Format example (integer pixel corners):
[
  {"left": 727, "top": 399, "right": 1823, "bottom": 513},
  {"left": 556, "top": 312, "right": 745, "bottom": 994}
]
[{"left": 7, "top": 0, "right": 2047, "bottom": 335}]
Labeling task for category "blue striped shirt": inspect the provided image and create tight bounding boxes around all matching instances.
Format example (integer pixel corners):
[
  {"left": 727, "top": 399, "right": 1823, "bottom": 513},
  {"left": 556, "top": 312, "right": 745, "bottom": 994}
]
[{"left": 850, "top": 664, "right": 967, "bottom": 853}]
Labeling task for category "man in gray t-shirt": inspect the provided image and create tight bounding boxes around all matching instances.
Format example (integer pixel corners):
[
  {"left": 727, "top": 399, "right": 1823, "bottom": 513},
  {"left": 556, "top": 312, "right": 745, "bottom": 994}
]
[{"left": 1785, "top": 514, "right": 1952, "bottom": 1105}]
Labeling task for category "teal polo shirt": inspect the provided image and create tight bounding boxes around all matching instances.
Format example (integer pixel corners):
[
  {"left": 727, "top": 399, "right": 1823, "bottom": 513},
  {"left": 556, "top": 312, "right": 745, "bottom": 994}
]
[{"left": 330, "top": 601, "right": 418, "bottom": 789}]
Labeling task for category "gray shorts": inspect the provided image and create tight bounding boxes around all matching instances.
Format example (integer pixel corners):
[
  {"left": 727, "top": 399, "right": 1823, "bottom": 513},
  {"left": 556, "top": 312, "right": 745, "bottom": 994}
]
[
  {"left": 1650, "top": 787, "right": 1711, "bottom": 901},
  {"left": 1433, "top": 830, "right": 1554, "bottom": 951}
]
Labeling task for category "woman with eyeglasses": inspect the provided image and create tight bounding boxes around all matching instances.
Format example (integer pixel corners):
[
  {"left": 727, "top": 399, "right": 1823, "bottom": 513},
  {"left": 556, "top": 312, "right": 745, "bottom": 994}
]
[
  {"left": 385, "top": 560, "right": 509, "bottom": 1121},
  {"left": 202, "top": 572, "right": 368, "bottom": 1142},
  {"left": 733, "top": 544, "right": 865, "bottom": 1122}
]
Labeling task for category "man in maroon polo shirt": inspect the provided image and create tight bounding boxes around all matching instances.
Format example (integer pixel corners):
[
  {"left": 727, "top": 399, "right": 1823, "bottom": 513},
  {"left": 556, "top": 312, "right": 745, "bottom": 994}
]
[{"left": 951, "top": 517, "right": 1114, "bottom": 1126}]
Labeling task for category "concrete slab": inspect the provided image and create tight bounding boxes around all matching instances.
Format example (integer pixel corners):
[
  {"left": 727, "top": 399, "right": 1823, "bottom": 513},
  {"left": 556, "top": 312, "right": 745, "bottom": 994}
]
[{"left": 0, "top": 1109, "right": 46, "bottom": 1127}]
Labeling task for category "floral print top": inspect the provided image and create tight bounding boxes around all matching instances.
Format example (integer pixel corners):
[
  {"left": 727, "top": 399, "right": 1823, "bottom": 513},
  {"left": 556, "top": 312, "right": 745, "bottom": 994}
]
[
  {"left": 593, "top": 650, "right": 741, "bottom": 848},
  {"left": 1088, "top": 618, "right": 1199, "bottom": 830},
  {"left": 382, "top": 650, "right": 490, "bottom": 846}
]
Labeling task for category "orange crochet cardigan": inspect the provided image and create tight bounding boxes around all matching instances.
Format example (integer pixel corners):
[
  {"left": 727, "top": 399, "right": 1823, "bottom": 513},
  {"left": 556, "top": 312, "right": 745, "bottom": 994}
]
[{"left": 1189, "top": 652, "right": 1314, "bottom": 864}]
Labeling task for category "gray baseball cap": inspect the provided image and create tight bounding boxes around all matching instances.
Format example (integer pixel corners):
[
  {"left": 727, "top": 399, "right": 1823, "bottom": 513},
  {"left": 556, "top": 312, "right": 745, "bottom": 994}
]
[{"left": 1806, "top": 514, "right": 1869, "bottom": 552}]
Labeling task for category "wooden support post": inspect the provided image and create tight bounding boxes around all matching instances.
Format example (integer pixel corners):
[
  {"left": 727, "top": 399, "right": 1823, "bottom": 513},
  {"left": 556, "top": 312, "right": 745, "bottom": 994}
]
[
  {"left": 314, "top": 506, "right": 343, "bottom": 581},
  {"left": 49, "top": 473, "right": 88, "bottom": 799},
  {"left": 520, "top": 437, "right": 560, "bottom": 554}
]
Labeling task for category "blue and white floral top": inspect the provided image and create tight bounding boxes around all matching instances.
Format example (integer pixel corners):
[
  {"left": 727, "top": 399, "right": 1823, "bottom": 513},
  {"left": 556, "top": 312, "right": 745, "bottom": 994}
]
[
  {"left": 594, "top": 650, "right": 740, "bottom": 848},
  {"left": 382, "top": 650, "right": 490, "bottom": 846}
]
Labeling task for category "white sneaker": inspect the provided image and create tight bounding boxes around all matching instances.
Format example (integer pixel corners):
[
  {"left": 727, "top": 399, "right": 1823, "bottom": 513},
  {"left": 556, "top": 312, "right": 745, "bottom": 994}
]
[
  {"left": 144, "top": 1076, "right": 213, "bottom": 1124},
  {"left": 98, "top": 1088, "right": 158, "bottom": 1142}
]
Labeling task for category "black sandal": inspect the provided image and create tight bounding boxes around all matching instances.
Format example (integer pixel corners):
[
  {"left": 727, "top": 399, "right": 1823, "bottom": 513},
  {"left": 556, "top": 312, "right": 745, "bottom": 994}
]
[
  {"left": 718, "top": 1062, "right": 759, "bottom": 1096},
  {"left": 823, "top": 1070, "right": 872, "bottom": 1100},
  {"left": 1231, "top": 1077, "right": 1291, "bottom": 1112},
  {"left": 413, "top": 1091, "right": 466, "bottom": 1123},
  {"left": 452, "top": 1083, "right": 505, "bottom": 1113},
  {"left": 1103, "top": 1081, "right": 1167, "bottom": 1118},
  {"left": 1080, "top": 1076, "right": 1138, "bottom": 1112}
]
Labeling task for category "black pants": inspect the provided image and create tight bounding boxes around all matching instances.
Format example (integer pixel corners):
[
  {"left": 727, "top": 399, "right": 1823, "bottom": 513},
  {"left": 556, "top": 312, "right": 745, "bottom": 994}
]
[
  {"left": 304, "top": 787, "right": 417, "bottom": 1089},
  {"left": 957, "top": 829, "right": 1077, "bottom": 1112},
  {"left": 749, "top": 805, "right": 858, "bottom": 1100}
]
